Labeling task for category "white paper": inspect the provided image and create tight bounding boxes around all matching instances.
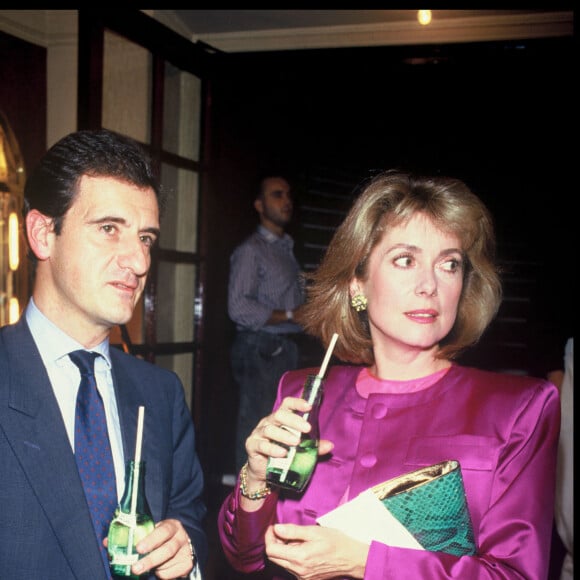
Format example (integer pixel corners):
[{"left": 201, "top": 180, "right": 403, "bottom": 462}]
[{"left": 316, "top": 489, "right": 423, "bottom": 549}]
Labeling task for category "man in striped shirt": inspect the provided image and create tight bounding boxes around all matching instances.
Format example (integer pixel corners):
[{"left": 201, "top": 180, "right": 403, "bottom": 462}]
[{"left": 228, "top": 175, "right": 305, "bottom": 474}]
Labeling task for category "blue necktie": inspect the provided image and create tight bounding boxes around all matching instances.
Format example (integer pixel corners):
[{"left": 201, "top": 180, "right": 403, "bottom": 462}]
[{"left": 70, "top": 350, "right": 116, "bottom": 577}]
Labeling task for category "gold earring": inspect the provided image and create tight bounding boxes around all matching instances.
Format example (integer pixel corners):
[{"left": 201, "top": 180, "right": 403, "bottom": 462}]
[{"left": 351, "top": 293, "right": 368, "bottom": 312}]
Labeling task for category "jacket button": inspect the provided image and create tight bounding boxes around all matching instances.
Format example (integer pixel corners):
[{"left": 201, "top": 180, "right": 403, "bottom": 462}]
[
  {"left": 360, "top": 453, "right": 377, "bottom": 468},
  {"left": 372, "top": 403, "right": 387, "bottom": 419}
]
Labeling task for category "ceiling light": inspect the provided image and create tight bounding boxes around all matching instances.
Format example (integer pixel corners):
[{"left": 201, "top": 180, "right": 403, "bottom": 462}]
[{"left": 417, "top": 10, "right": 432, "bottom": 26}]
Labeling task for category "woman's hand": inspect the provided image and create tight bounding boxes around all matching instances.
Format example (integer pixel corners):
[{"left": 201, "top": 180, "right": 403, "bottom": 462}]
[
  {"left": 265, "top": 523, "right": 369, "bottom": 580},
  {"left": 241, "top": 396, "right": 333, "bottom": 510}
]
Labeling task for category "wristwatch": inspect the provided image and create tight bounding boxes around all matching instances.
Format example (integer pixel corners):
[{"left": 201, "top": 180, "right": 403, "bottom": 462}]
[{"left": 285, "top": 309, "right": 293, "bottom": 321}]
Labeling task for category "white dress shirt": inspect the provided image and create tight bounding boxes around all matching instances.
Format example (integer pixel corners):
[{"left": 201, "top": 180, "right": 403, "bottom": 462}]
[{"left": 25, "top": 298, "right": 125, "bottom": 499}]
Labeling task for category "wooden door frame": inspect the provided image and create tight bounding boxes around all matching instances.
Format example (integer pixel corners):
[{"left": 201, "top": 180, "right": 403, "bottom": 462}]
[{"left": 76, "top": 8, "right": 217, "bottom": 429}]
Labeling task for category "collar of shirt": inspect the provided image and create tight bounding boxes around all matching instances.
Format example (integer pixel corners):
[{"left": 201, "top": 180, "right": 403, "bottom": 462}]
[
  {"left": 25, "top": 297, "right": 125, "bottom": 498},
  {"left": 257, "top": 224, "right": 294, "bottom": 251},
  {"left": 26, "top": 297, "right": 112, "bottom": 367}
]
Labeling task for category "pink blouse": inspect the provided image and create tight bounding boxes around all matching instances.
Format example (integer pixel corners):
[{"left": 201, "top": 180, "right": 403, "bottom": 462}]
[{"left": 356, "top": 366, "right": 451, "bottom": 397}]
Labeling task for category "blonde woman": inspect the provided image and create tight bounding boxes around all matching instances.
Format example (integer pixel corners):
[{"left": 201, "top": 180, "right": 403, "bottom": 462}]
[{"left": 219, "top": 170, "right": 559, "bottom": 579}]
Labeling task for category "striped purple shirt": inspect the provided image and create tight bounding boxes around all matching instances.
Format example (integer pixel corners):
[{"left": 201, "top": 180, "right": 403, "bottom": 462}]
[{"left": 228, "top": 225, "right": 304, "bottom": 334}]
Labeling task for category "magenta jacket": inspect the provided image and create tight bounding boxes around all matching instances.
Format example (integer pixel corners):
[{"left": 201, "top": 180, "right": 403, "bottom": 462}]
[{"left": 219, "top": 364, "right": 560, "bottom": 579}]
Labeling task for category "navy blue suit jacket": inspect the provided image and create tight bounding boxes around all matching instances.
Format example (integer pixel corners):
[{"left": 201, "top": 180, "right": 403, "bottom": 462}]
[{"left": 0, "top": 317, "right": 207, "bottom": 579}]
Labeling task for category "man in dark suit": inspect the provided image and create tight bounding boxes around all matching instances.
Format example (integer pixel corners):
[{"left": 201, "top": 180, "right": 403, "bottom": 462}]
[{"left": 0, "top": 129, "right": 207, "bottom": 579}]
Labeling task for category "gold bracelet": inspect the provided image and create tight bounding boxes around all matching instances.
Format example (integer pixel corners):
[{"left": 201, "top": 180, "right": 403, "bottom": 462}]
[{"left": 239, "top": 461, "right": 271, "bottom": 500}]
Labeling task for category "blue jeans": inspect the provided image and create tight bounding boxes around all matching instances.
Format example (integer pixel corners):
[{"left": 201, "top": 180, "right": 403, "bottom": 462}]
[{"left": 231, "top": 330, "right": 300, "bottom": 473}]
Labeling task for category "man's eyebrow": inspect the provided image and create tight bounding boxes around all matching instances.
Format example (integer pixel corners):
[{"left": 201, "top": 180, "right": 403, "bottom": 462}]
[
  {"left": 90, "top": 216, "right": 160, "bottom": 238},
  {"left": 90, "top": 215, "right": 125, "bottom": 224},
  {"left": 142, "top": 226, "right": 161, "bottom": 238}
]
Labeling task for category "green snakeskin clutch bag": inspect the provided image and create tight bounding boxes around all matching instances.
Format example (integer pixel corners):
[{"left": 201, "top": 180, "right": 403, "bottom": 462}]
[{"left": 371, "top": 460, "right": 476, "bottom": 557}]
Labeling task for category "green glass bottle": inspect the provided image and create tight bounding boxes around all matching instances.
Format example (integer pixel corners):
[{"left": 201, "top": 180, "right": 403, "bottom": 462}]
[
  {"left": 107, "top": 460, "right": 155, "bottom": 579},
  {"left": 266, "top": 374, "right": 323, "bottom": 492}
]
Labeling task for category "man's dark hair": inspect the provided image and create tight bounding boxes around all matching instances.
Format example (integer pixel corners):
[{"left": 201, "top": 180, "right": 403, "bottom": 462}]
[
  {"left": 23, "top": 128, "right": 162, "bottom": 234},
  {"left": 256, "top": 173, "right": 292, "bottom": 202}
]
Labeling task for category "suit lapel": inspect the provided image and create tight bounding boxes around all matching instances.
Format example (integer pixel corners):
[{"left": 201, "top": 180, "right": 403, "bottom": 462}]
[
  {"left": 1, "top": 320, "right": 109, "bottom": 579},
  {"left": 110, "top": 355, "right": 139, "bottom": 463}
]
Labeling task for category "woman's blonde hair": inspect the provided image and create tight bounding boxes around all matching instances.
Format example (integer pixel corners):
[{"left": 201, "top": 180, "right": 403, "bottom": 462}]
[{"left": 299, "top": 170, "right": 502, "bottom": 364}]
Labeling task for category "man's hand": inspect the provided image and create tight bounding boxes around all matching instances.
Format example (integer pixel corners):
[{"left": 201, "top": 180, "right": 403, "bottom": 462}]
[{"left": 105, "top": 518, "right": 195, "bottom": 579}]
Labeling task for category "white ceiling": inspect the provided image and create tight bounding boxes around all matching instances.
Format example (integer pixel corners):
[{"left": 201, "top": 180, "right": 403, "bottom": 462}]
[{"left": 146, "top": 9, "right": 573, "bottom": 53}]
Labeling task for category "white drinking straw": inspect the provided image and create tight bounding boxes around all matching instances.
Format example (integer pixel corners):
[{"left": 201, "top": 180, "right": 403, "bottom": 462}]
[
  {"left": 280, "top": 333, "right": 339, "bottom": 482},
  {"left": 125, "top": 406, "right": 145, "bottom": 569},
  {"left": 304, "top": 333, "right": 339, "bottom": 407},
  {"left": 134, "top": 406, "right": 145, "bottom": 465},
  {"left": 130, "top": 406, "right": 145, "bottom": 515},
  {"left": 317, "top": 333, "right": 339, "bottom": 379}
]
